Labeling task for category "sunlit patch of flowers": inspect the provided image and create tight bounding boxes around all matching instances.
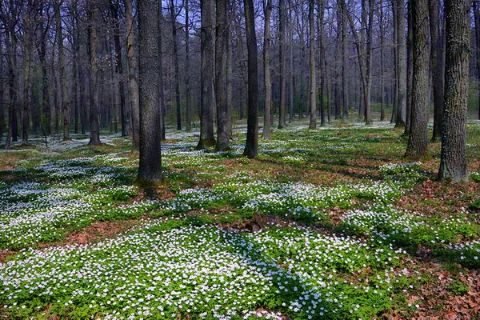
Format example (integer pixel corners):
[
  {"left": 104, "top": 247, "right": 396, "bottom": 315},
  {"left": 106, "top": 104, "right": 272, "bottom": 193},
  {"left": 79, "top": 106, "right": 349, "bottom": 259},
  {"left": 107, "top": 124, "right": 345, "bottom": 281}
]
[
  {"left": 379, "top": 162, "right": 424, "bottom": 187},
  {"left": 0, "top": 223, "right": 407, "bottom": 319},
  {"left": 340, "top": 210, "right": 480, "bottom": 248}
]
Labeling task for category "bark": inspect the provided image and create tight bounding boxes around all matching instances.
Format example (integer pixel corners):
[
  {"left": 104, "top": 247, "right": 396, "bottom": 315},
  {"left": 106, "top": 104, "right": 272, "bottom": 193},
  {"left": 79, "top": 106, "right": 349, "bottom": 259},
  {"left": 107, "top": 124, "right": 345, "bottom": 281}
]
[
  {"left": 405, "top": 0, "right": 430, "bottom": 158},
  {"left": 405, "top": 0, "right": 413, "bottom": 134},
  {"left": 169, "top": 0, "right": 182, "bottom": 131},
  {"left": 429, "top": 0, "right": 445, "bottom": 141},
  {"left": 439, "top": 0, "right": 470, "bottom": 181},
  {"left": 110, "top": 0, "right": 127, "bottom": 136},
  {"left": 263, "top": 0, "right": 272, "bottom": 138},
  {"left": 0, "top": 26, "right": 4, "bottom": 142},
  {"left": 243, "top": 0, "right": 258, "bottom": 158},
  {"left": 317, "top": 0, "right": 326, "bottom": 126},
  {"left": 278, "top": 0, "right": 287, "bottom": 128},
  {"left": 126, "top": 0, "right": 140, "bottom": 148},
  {"left": 22, "top": 1, "right": 35, "bottom": 143},
  {"left": 197, "top": 0, "right": 216, "bottom": 149},
  {"left": 71, "top": 1, "right": 80, "bottom": 134},
  {"left": 379, "top": 0, "right": 385, "bottom": 121},
  {"left": 395, "top": 0, "right": 406, "bottom": 127},
  {"left": 341, "top": 1, "right": 348, "bottom": 118},
  {"left": 184, "top": 0, "right": 192, "bottom": 131},
  {"left": 87, "top": 0, "right": 101, "bottom": 145},
  {"left": 55, "top": 1, "right": 70, "bottom": 140},
  {"left": 37, "top": 3, "right": 51, "bottom": 136},
  {"left": 308, "top": 0, "right": 316, "bottom": 129},
  {"left": 138, "top": 0, "right": 162, "bottom": 183},
  {"left": 216, "top": 0, "right": 229, "bottom": 150}
]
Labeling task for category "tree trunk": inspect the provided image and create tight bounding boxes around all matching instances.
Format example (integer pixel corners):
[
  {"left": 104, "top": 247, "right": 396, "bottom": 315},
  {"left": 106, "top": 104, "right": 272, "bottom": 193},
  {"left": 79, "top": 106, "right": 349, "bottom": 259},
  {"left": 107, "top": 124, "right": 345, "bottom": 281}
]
[
  {"left": 184, "top": 0, "right": 192, "bottom": 131},
  {"left": 0, "top": 26, "right": 4, "bottom": 142},
  {"left": 138, "top": 0, "right": 162, "bottom": 183},
  {"left": 110, "top": 0, "right": 127, "bottom": 136},
  {"left": 394, "top": 0, "right": 407, "bottom": 127},
  {"left": 263, "top": 0, "right": 272, "bottom": 139},
  {"left": 243, "top": 0, "right": 258, "bottom": 158},
  {"left": 87, "top": 0, "right": 101, "bottom": 145},
  {"left": 341, "top": 2, "right": 348, "bottom": 118},
  {"left": 22, "top": 1, "right": 35, "bottom": 143},
  {"left": 278, "top": 0, "right": 287, "bottom": 128},
  {"left": 317, "top": 0, "right": 326, "bottom": 126},
  {"left": 405, "top": 0, "right": 413, "bottom": 134},
  {"left": 126, "top": 0, "right": 140, "bottom": 148},
  {"left": 308, "top": 0, "right": 316, "bottom": 129},
  {"left": 169, "top": 0, "right": 182, "bottom": 131},
  {"left": 55, "top": 1, "right": 70, "bottom": 140},
  {"left": 406, "top": 0, "right": 430, "bottom": 158},
  {"left": 429, "top": 0, "right": 445, "bottom": 141},
  {"left": 439, "top": 0, "right": 470, "bottom": 181},
  {"left": 197, "top": 0, "right": 216, "bottom": 149},
  {"left": 379, "top": 0, "right": 385, "bottom": 121},
  {"left": 215, "top": 0, "right": 229, "bottom": 150}
]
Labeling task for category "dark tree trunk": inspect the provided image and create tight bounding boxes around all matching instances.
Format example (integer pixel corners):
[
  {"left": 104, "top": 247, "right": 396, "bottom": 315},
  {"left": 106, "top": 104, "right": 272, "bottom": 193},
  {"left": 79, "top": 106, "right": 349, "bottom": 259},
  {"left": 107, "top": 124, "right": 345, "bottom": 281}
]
[
  {"left": 87, "top": 0, "right": 101, "bottom": 145},
  {"left": 405, "top": 0, "right": 413, "bottom": 134},
  {"left": 138, "top": 0, "right": 162, "bottom": 183},
  {"left": 55, "top": 1, "right": 70, "bottom": 140},
  {"left": 263, "top": 0, "right": 272, "bottom": 139},
  {"left": 37, "top": 4, "right": 51, "bottom": 136},
  {"left": 126, "top": 0, "right": 140, "bottom": 148},
  {"left": 379, "top": 0, "right": 385, "bottom": 121},
  {"left": 169, "top": 0, "right": 182, "bottom": 131},
  {"left": 429, "top": 0, "right": 445, "bottom": 141},
  {"left": 395, "top": 0, "right": 406, "bottom": 127},
  {"left": 278, "top": 0, "right": 287, "bottom": 128},
  {"left": 308, "top": 0, "right": 316, "bottom": 129},
  {"left": 406, "top": 0, "right": 430, "bottom": 158},
  {"left": 22, "top": 1, "right": 35, "bottom": 143},
  {"left": 184, "top": 0, "right": 192, "bottom": 131},
  {"left": 197, "top": 0, "right": 216, "bottom": 149},
  {"left": 110, "top": 0, "right": 128, "bottom": 136},
  {"left": 216, "top": 0, "right": 229, "bottom": 150},
  {"left": 0, "top": 28, "right": 4, "bottom": 142},
  {"left": 439, "top": 0, "right": 470, "bottom": 181},
  {"left": 317, "top": 0, "right": 326, "bottom": 126},
  {"left": 243, "top": 0, "right": 258, "bottom": 158}
]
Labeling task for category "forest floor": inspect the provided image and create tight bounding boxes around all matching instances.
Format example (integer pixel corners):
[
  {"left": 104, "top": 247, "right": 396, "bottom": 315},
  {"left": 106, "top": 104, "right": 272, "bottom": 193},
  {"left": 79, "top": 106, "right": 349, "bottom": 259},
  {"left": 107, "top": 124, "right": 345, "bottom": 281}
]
[{"left": 0, "top": 120, "right": 479, "bottom": 319}]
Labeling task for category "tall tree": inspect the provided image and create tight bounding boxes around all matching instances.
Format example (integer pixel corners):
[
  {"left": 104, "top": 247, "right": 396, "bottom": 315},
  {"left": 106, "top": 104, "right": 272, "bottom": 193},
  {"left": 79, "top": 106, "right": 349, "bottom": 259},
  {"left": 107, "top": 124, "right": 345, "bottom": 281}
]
[
  {"left": 22, "top": 0, "right": 36, "bottom": 143},
  {"left": 439, "top": 0, "right": 470, "bottom": 181},
  {"left": 110, "top": 0, "right": 127, "bottom": 136},
  {"left": 405, "top": 0, "right": 413, "bottom": 134},
  {"left": 37, "top": 2, "right": 51, "bottom": 136},
  {"left": 278, "top": 0, "right": 287, "bottom": 128},
  {"left": 197, "top": 0, "right": 216, "bottom": 149},
  {"left": 394, "top": 0, "right": 406, "bottom": 127},
  {"left": 429, "top": 0, "right": 444, "bottom": 141},
  {"left": 169, "top": 0, "right": 182, "bottom": 131},
  {"left": 317, "top": 0, "right": 326, "bottom": 126},
  {"left": 379, "top": 0, "right": 385, "bottom": 121},
  {"left": 308, "top": 0, "right": 316, "bottom": 129},
  {"left": 55, "top": 0, "right": 70, "bottom": 140},
  {"left": 87, "top": 0, "right": 101, "bottom": 145},
  {"left": 216, "top": 0, "right": 229, "bottom": 150},
  {"left": 243, "top": 0, "right": 258, "bottom": 158},
  {"left": 405, "top": 0, "right": 430, "bottom": 158},
  {"left": 184, "top": 0, "right": 192, "bottom": 131},
  {"left": 126, "top": 0, "right": 140, "bottom": 148},
  {"left": 263, "top": 0, "right": 272, "bottom": 139},
  {"left": 138, "top": 0, "right": 162, "bottom": 183}
]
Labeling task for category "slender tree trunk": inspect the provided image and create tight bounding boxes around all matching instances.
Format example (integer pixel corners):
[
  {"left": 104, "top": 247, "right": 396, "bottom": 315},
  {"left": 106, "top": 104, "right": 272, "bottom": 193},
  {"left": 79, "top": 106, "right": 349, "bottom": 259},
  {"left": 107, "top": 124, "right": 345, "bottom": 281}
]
[
  {"left": 87, "top": 0, "right": 101, "bottom": 145},
  {"left": 278, "top": 0, "right": 287, "bottom": 128},
  {"left": 38, "top": 5, "right": 51, "bottom": 137},
  {"left": 169, "top": 0, "right": 182, "bottom": 131},
  {"left": 216, "top": 0, "right": 229, "bottom": 150},
  {"left": 22, "top": 1, "right": 34, "bottom": 143},
  {"left": 0, "top": 30, "right": 3, "bottom": 142},
  {"left": 55, "top": 1, "right": 70, "bottom": 140},
  {"left": 243, "top": 0, "right": 258, "bottom": 158},
  {"left": 405, "top": 0, "right": 413, "bottom": 134},
  {"left": 138, "top": 0, "right": 162, "bottom": 183},
  {"left": 263, "top": 0, "right": 272, "bottom": 139},
  {"left": 379, "top": 0, "right": 385, "bottom": 121},
  {"left": 197, "top": 0, "right": 216, "bottom": 149},
  {"left": 406, "top": 0, "right": 430, "bottom": 158},
  {"left": 110, "top": 0, "right": 127, "bottom": 136},
  {"left": 317, "top": 0, "right": 326, "bottom": 126},
  {"left": 226, "top": 19, "right": 233, "bottom": 137},
  {"left": 341, "top": 2, "right": 348, "bottom": 118},
  {"left": 184, "top": 0, "right": 192, "bottom": 131},
  {"left": 394, "top": 0, "right": 406, "bottom": 127},
  {"left": 5, "top": 23, "right": 18, "bottom": 146},
  {"left": 308, "top": 0, "right": 316, "bottom": 129},
  {"left": 429, "top": 0, "right": 444, "bottom": 141},
  {"left": 439, "top": 0, "right": 470, "bottom": 181},
  {"left": 126, "top": 0, "right": 140, "bottom": 148}
]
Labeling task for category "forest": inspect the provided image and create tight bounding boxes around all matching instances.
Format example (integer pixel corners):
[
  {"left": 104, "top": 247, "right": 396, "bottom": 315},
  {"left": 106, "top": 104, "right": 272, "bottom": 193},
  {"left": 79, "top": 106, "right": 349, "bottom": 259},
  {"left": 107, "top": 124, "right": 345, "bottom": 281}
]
[{"left": 0, "top": 0, "right": 479, "bottom": 318}]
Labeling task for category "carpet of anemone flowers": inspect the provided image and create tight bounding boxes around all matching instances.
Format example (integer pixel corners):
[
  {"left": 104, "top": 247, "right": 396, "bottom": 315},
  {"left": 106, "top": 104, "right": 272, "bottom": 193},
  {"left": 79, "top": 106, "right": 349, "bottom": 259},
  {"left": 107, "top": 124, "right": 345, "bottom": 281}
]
[
  {"left": 0, "top": 156, "right": 158, "bottom": 249},
  {"left": 0, "top": 222, "right": 409, "bottom": 319}
]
